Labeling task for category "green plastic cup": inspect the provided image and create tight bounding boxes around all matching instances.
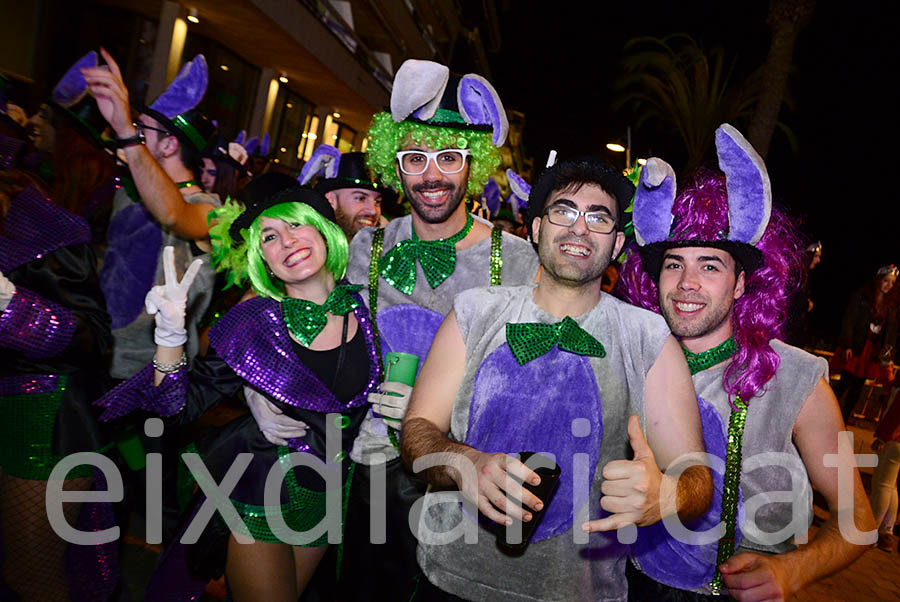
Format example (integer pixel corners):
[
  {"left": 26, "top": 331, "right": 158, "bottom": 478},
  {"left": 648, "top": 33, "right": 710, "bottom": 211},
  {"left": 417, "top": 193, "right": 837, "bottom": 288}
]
[{"left": 384, "top": 352, "right": 419, "bottom": 387}]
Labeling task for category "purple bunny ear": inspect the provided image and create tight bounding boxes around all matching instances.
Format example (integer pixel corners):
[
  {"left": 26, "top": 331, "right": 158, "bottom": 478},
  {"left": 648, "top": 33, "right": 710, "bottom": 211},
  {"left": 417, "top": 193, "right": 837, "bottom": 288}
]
[
  {"left": 506, "top": 168, "right": 530, "bottom": 200},
  {"left": 457, "top": 74, "right": 508, "bottom": 146},
  {"left": 298, "top": 144, "right": 341, "bottom": 185},
  {"left": 482, "top": 178, "right": 501, "bottom": 217},
  {"left": 260, "top": 132, "right": 270, "bottom": 156},
  {"left": 150, "top": 55, "right": 208, "bottom": 119},
  {"left": 632, "top": 157, "right": 677, "bottom": 246},
  {"left": 391, "top": 59, "right": 449, "bottom": 122},
  {"left": 234, "top": 130, "right": 246, "bottom": 145},
  {"left": 52, "top": 51, "right": 98, "bottom": 108},
  {"left": 244, "top": 136, "right": 259, "bottom": 155},
  {"left": 716, "top": 124, "right": 771, "bottom": 245}
]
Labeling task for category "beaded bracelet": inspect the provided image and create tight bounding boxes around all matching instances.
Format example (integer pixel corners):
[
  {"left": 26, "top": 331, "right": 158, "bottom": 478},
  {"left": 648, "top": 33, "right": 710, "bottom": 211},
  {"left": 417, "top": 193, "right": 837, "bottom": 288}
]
[{"left": 153, "top": 352, "right": 187, "bottom": 374}]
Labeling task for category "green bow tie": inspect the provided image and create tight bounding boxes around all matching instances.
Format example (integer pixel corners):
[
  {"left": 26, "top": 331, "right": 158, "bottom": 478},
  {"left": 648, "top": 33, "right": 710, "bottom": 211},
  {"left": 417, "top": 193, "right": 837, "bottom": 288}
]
[
  {"left": 682, "top": 336, "right": 737, "bottom": 375},
  {"left": 379, "top": 214, "right": 474, "bottom": 295},
  {"left": 505, "top": 316, "right": 606, "bottom": 366},
  {"left": 281, "top": 284, "right": 362, "bottom": 346}
]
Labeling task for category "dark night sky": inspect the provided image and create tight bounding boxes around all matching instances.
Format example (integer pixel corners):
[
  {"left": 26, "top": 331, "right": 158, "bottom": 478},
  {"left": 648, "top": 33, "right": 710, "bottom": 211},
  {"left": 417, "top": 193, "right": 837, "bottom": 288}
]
[{"left": 481, "top": 1, "right": 900, "bottom": 343}]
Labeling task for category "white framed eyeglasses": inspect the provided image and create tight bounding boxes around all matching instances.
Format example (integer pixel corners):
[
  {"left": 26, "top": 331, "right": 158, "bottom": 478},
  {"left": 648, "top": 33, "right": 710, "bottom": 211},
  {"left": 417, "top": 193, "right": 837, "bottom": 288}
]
[
  {"left": 544, "top": 204, "right": 617, "bottom": 234},
  {"left": 396, "top": 149, "right": 471, "bottom": 175}
]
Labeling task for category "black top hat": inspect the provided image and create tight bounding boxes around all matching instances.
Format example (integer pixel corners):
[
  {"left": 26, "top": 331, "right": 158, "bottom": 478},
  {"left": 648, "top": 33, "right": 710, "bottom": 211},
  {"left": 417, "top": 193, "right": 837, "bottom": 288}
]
[
  {"left": 314, "top": 152, "right": 384, "bottom": 195},
  {"left": 229, "top": 173, "right": 335, "bottom": 243},
  {"left": 138, "top": 105, "right": 216, "bottom": 155}
]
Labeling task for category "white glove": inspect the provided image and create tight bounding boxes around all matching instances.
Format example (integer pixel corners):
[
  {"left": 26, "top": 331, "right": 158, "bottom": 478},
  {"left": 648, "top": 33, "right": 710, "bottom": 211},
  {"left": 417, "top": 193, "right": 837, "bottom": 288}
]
[
  {"left": 368, "top": 381, "right": 413, "bottom": 428},
  {"left": 145, "top": 246, "right": 202, "bottom": 347},
  {"left": 244, "top": 386, "right": 308, "bottom": 446},
  {"left": 0, "top": 271, "right": 15, "bottom": 312}
]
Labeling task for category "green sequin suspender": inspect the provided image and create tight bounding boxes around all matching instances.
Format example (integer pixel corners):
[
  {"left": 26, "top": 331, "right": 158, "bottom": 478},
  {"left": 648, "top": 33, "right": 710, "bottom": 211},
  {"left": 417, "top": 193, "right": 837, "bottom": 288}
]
[
  {"left": 490, "top": 226, "right": 503, "bottom": 286},
  {"left": 369, "top": 227, "right": 386, "bottom": 374},
  {"left": 681, "top": 337, "right": 747, "bottom": 594},
  {"left": 709, "top": 394, "right": 748, "bottom": 593},
  {"left": 176, "top": 179, "right": 198, "bottom": 189}
]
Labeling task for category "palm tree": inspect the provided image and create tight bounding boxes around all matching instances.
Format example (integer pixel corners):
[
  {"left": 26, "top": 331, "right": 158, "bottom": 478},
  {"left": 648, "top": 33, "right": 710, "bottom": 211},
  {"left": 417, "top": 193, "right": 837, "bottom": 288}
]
[
  {"left": 613, "top": 34, "right": 763, "bottom": 173},
  {"left": 748, "top": 0, "right": 815, "bottom": 158}
]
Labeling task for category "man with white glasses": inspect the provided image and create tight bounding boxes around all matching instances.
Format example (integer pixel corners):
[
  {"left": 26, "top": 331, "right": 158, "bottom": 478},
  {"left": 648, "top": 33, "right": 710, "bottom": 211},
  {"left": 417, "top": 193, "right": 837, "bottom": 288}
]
[{"left": 340, "top": 59, "right": 539, "bottom": 600}]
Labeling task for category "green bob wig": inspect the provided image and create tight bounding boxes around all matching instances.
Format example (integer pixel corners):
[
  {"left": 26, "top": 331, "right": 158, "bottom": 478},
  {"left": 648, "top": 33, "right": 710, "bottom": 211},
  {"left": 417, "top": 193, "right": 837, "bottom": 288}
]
[
  {"left": 209, "top": 198, "right": 349, "bottom": 301},
  {"left": 365, "top": 112, "right": 501, "bottom": 198}
]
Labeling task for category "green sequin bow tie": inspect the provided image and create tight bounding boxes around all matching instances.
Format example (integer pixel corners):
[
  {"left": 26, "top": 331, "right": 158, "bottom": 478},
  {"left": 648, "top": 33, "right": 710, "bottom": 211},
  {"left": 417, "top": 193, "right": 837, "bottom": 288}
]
[
  {"left": 682, "top": 336, "right": 737, "bottom": 375},
  {"left": 281, "top": 284, "right": 362, "bottom": 346},
  {"left": 379, "top": 213, "right": 474, "bottom": 294},
  {"left": 506, "top": 316, "right": 606, "bottom": 366}
]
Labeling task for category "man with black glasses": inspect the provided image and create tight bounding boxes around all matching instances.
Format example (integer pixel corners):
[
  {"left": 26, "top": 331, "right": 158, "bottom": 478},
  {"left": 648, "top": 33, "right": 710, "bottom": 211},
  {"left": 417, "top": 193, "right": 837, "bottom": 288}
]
[{"left": 402, "top": 156, "right": 710, "bottom": 602}]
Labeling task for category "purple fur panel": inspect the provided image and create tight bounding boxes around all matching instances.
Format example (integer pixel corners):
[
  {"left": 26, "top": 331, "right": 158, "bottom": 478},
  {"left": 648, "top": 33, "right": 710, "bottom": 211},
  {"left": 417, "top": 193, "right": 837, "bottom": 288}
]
[
  {"left": 245, "top": 136, "right": 259, "bottom": 155},
  {"left": 150, "top": 55, "right": 208, "bottom": 118},
  {"left": 467, "top": 344, "right": 603, "bottom": 541},
  {"left": 260, "top": 132, "right": 270, "bottom": 156},
  {"left": 377, "top": 304, "right": 444, "bottom": 374},
  {"left": 52, "top": 51, "right": 98, "bottom": 107}
]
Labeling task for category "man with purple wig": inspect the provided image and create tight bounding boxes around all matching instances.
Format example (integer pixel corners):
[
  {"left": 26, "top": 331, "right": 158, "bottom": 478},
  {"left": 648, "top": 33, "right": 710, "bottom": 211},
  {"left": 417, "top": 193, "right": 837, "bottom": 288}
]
[
  {"left": 620, "top": 124, "right": 874, "bottom": 601},
  {"left": 402, "top": 156, "right": 712, "bottom": 602}
]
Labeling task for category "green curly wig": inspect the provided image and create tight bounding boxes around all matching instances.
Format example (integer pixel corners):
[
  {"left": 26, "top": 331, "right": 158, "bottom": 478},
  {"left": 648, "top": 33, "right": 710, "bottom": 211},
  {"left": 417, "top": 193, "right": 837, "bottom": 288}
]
[
  {"left": 208, "top": 198, "right": 349, "bottom": 300},
  {"left": 365, "top": 112, "right": 500, "bottom": 198}
]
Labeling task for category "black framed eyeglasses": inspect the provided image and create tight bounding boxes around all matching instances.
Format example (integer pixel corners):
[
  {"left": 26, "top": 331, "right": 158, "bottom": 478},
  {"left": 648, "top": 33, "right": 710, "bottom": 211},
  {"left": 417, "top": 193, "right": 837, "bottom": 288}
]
[
  {"left": 133, "top": 120, "right": 171, "bottom": 137},
  {"left": 544, "top": 204, "right": 617, "bottom": 234}
]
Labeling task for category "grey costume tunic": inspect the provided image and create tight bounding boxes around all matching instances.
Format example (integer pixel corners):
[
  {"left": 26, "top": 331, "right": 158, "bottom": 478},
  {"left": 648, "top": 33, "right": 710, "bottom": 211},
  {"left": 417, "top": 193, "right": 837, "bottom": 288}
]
[
  {"left": 694, "top": 340, "right": 824, "bottom": 556},
  {"left": 418, "top": 285, "right": 670, "bottom": 602},
  {"left": 632, "top": 339, "right": 826, "bottom": 597},
  {"left": 346, "top": 214, "right": 540, "bottom": 463},
  {"left": 103, "top": 187, "right": 220, "bottom": 379}
]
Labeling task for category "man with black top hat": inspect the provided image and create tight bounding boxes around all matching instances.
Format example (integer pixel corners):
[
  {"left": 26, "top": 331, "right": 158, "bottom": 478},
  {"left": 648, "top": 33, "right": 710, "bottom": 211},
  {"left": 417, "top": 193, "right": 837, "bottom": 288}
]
[
  {"left": 402, "top": 155, "right": 710, "bottom": 602},
  {"left": 299, "top": 146, "right": 388, "bottom": 240}
]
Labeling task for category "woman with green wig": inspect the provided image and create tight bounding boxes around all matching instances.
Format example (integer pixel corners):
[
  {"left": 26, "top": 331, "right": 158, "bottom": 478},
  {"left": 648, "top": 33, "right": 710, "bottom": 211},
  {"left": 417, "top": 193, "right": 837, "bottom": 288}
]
[{"left": 95, "top": 173, "right": 381, "bottom": 601}]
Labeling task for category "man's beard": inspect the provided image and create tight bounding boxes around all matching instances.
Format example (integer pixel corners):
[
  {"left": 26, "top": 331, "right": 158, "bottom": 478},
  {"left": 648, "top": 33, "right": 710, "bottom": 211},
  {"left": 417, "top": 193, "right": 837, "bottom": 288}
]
[
  {"left": 538, "top": 231, "right": 610, "bottom": 288},
  {"left": 334, "top": 206, "right": 376, "bottom": 239},
  {"left": 404, "top": 180, "right": 466, "bottom": 224}
]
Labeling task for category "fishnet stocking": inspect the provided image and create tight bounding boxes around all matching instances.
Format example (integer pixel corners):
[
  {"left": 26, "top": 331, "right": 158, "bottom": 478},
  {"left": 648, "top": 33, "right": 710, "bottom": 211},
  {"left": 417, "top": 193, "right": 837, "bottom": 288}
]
[{"left": 0, "top": 472, "right": 92, "bottom": 602}]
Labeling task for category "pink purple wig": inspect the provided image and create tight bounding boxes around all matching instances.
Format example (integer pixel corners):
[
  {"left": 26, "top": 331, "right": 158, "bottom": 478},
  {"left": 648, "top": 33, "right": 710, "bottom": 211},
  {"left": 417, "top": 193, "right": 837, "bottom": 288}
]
[{"left": 618, "top": 169, "right": 805, "bottom": 403}]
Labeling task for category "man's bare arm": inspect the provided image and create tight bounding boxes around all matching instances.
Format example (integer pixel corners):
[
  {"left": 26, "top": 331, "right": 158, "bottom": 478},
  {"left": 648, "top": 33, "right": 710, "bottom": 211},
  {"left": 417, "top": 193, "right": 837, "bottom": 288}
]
[
  {"left": 401, "top": 311, "right": 542, "bottom": 524},
  {"left": 82, "top": 48, "right": 213, "bottom": 240},
  {"left": 720, "top": 377, "right": 876, "bottom": 601},
  {"left": 645, "top": 334, "right": 713, "bottom": 523},
  {"left": 586, "top": 335, "right": 711, "bottom": 532}
]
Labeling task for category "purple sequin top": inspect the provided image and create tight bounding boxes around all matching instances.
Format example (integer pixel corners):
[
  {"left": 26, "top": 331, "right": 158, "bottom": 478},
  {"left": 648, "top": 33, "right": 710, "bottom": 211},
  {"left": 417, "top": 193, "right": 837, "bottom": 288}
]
[
  {"left": 209, "top": 295, "right": 380, "bottom": 411},
  {"left": 96, "top": 292, "right": 381, "bottom": 422},
  {"left": 0, "top": 286, "right": 76, "bottom": 358},
  {"left": 0, "top": 186, "right": 91, "bottom": 274}
]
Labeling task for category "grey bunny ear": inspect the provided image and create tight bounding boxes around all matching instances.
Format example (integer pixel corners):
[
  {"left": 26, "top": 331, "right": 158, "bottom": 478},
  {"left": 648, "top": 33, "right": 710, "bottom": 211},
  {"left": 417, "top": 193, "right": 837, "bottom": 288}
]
[
  {"left": 632, "top": 158, "right": 677, "bottom": 246},
  {"left": 457, "top": 74, "right": 508, "bottom": 146},
  {"left": 390, "top": 60, "right": 449, "bottom": 122},
  {"left": 715, "top": 123, "right": 771, "bottom": 245}
]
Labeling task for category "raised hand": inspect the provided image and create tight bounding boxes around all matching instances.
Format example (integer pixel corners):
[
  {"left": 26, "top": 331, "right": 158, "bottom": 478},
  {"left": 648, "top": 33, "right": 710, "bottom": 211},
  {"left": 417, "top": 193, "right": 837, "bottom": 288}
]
[
  {"left": 0, "top": 270, "right": 15, "bottom": 311},
  {"left": 81, "top": 47, "right": 135, "bottom": 138},
  {"left": 145, "top": 246, "right": 202, "bottom": 347},
  {"left": 368, "top": 381, "right": 413, "bottom": 428},
  {"left": 583, "top": 414, "right": 666, "bottom": 533},
  {"left": 718, "top": 552, "right": 791, "bottom": 602},
  {"left": 244, "top": 386, "right": 308, "bottom": 446}
]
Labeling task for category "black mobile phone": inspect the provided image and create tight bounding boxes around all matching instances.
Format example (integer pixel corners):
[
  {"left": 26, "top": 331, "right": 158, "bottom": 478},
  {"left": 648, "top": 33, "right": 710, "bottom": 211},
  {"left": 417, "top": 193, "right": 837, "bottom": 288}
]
[{"left": 497, "top": 451, "right": 561, "bottom": 551}]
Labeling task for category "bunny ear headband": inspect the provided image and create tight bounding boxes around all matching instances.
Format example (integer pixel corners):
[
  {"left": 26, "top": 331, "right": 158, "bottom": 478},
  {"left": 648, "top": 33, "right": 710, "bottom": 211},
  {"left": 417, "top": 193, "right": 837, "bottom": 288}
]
[
  {"left": 390, "top": 59, "right": 508, "bottom": 147},
  {"left": 633, "top": 123, "right": 772, "bottom": 278}
]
